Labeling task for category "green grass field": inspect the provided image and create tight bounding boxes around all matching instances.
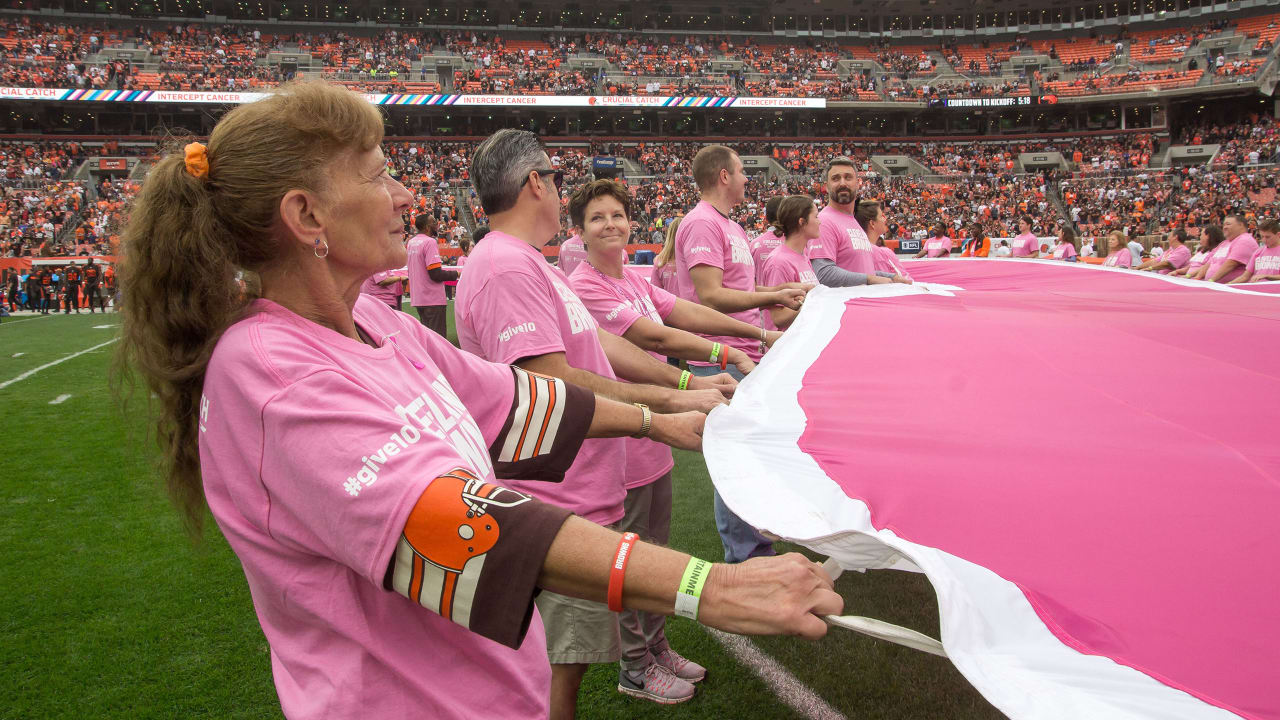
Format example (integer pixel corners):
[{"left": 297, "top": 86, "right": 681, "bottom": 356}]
[{"left": 0, "top": 308, "right": 1002, "bottom": 719}]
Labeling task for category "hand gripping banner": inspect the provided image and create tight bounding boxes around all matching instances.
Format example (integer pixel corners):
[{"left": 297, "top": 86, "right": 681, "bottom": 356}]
[{"left": 704, "top": 259, "right": 1280, "bottom": 720}]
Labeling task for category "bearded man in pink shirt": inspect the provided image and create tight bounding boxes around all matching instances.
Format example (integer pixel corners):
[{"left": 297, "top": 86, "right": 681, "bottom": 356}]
[
  {"left": 809, "top": 157, "right": 908, "bottom": 286},
  {"left": 456, "top": 129, "right": 740, "bottom": 714}
]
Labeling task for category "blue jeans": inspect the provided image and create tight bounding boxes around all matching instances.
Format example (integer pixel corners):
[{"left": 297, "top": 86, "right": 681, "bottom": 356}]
[{"left": 689, "top": 363, "right": 776, "bottom": 563}]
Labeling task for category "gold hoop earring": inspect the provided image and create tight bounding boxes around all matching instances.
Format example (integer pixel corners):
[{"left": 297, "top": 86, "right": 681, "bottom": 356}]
[{"left": 314, "top": 238, "right": 329, "bottom": 259}]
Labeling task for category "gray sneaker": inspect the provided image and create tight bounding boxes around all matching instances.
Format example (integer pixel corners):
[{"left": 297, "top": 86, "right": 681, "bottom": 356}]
[
  {"left": 618, "top": 663, "right": 696, "bottom": 705},
  {"left": 654, "top": 647, "right": 707, "bottom": 683}
]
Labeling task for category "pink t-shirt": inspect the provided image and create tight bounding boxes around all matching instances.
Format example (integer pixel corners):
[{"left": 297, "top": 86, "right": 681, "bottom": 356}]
[
  {"left": 1104, "top": 248, "right": 1133, "bottom": 268},
  {"left": 1012, "top": 232, "right": 1039, "bottom": 257},
  {"left": 455, "top": 230, "right": 626, "bottom": 524},
  {"left": 568, "top": 262, "right": 678, "bottom": 488},
  {"left": 446, "top": 254, "right": 466, "bottom": 288},
  {"left": 749, "top": 230, "right": 784, "bottom": 284},
  {"left": 674, "top": 200, "right": 764, "bottom": 364},
  {"left": 1204, "top": 232, "right": 1259, "bottom": 283},
  {"left": 760, "top": 243, "right": 817, "bottom": 331},
  {"left": 650, "top": 261, "right": 676, "bottom": 292},
  {"left": 807, "top": 204, "right": 876, "bottom": 274},
  {"left": 407, "top": 234, "right": 446, "bottom": 307},
  {"left": 1052, "top": 242, "right": 1077, "bottom": 261},
  {"left": 873, "top": 245, "right": 909, "bottom": 278},
  {"left": 558, "top": 234, "right": 588, "bottom": 278},
  {"left": 1157, "top": 244, "right": 1190, "bottom": 274},
  {"left": 924, "top": 236, "right": 954, "bottom": 258},
  {"left": 199, "top": 296, "right": 550, "bottom": 719},
  {"left": 1187, "top": 250, "right": 1210, "bottom": 272},
  {"left": 360, "top": 270, "right": 402, "bottom": 308},
  {"left": 1245, "top": 243, "right": 1280, "bottom": 280}
]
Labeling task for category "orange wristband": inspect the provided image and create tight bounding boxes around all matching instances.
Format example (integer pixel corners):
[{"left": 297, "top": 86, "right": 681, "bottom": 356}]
[{"left": 607, "top": 532, "right": 639, "bottom": 612}]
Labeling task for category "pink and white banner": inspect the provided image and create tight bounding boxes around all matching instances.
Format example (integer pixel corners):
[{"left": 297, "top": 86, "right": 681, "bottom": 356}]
[{"left": 706, "top": 259, "right": 1279, "bottom": 720}]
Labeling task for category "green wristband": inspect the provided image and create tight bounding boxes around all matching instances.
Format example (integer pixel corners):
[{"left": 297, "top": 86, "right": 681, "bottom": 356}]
[
  {"left": 674, "top": 557, "right": 710, "bottom": 620},
  {"left": 678, "top": 370, "right": 691, "bottom": 391},
  {"left": 709, "top": 342, "right": 722, "bottom": 363}
]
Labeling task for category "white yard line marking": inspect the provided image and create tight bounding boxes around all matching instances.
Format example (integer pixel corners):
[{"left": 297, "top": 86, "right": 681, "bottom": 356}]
[
  {"left": 706, "top": 628, "right": 849, "bottom": 720},
  {"left": 0, "top": 316, "right": 48, "bottom": 327},
  {"left": 12, "top": 352, "right": 23, "bottom": 357},
  {"left": 49, "top": 394, "right": 72, "bottom": 405},
  {"left": 0, "top": 338, "right": 119, "bottom": 391},
  {"left": 93, "top": 325, "right": 118, "bottom": 329}
]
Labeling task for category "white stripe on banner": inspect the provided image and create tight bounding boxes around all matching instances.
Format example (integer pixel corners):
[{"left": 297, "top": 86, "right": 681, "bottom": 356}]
[{"left": 0, "top": 338, "right": 118, "bottom": 391}]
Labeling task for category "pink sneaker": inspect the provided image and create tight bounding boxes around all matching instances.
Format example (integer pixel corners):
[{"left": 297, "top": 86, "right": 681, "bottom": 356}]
[
  {"left": 654, "top": 647, "right": 707, "bottom": 683},
  {"left": 617, "top": 663, "right": 696, "bottom": 705}
]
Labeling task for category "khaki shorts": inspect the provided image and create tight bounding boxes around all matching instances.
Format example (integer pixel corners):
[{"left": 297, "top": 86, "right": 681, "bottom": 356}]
[{"left": 535, "top": 590, "right": 621, "bottom": 665}]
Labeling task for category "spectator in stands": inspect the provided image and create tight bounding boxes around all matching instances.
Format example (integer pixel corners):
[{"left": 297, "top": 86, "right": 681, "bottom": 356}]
[
  {"left": 1127, "top": 239, "right": 1146, "bottom": 267},
  {"left": 455, "top": 128, "right": 737, "bottom": 716},
  {"left": 673, "top": 144, "right": 806, "bottom": 565},
  {"left": 1010, "top": 216, "right": 1040, "bottom": 258},
  {"left": 1228, "top": 217, "right": 1280, "bottom": 283},
  {"left": 1081, "top": 236, "right": 1097, "bottom": 257},
  {"left": 1195, "top": 213, "right": 1259, "bottom": 283},
  {"left": 759, "top": 195, "right": 821, "bottom": 331},
  {"left": 113, "top": 80, "right": 839, "bottom": 720},
  {"left": 960, "top": 223, "right": 991, "bottom": 258},
  {"left": 1051, "top": 227, "right": 1079, "bottom": 262},
  {"left": 994, "top": 239, "right": 1012, "bottom": 257},
  {"left": 1104, "top": 231, "right": 1136, "bottom": 268},
  {"left": 1140, "top": 229, "right": 1191, "bottom": 274}
]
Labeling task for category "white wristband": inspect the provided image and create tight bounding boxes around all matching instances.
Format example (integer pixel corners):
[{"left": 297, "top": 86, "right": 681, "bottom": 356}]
[{"left": 674, "top": 591, "right": 700, "bottom": 620}]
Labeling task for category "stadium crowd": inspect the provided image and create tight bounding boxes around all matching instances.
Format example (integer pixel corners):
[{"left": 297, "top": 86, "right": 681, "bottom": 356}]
[{"left": 2, "top": 14, "right": 1277, "bottom": 99}]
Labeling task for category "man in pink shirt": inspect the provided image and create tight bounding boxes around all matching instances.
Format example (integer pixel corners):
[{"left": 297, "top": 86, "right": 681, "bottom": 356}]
[
  {"left": 1205, "top": 214, "right": 1260, "bottom": 283},
  {"left": 808, "top": 157, "right": 905, "bottom": 286},
  {"left": 456, "top": 129, "right": 733, "bottom": 714},
  {"left": 1010, "top": 216, "right": 1040, "bottom": 258},
  {"left": 1230, "top": 218, "right": 1280, "bottom": 283},
  {"left": 359, "top": 267, "right": 406, "bottom": 310},
  {"left": 405, "top": 214, "right": 458, "bottom": 337},
  {"left": 557, "top": 232, "right": 588, "bottom": 276},
  {"left": 673, "top": 144, "right": 806, "bottom": 565},
  {"left": 1140, "top": 229, "right": 1191, "bottom": 274},
  {"left": 915, "top": 226, "right": 954, "bottom": 258},
  {"left": 748, "top": 196, "right": 784, "bottom": 284}
]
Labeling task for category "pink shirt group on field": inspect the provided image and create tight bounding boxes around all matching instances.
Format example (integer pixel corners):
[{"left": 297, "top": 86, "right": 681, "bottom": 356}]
[
  {"left": 406, "top": 233, "right": 447, "bottom": 307},
  {"left": 569, "top": 262, "right": 678, "bottom": 488},
  {"left": 674, "top": 200, "right": 764, "bottom": 363},
  {"left": 1204, "top": 232, "right": 1259, "bottom": 282},
  {"left": 199, "top": 297, "right": 550, "bottom": 719},
  {"left": 808, "top": 205, "right": 876, "bottom": 274},
  {"left": 454, "top": 230, "right": 626, "bottom": 525}
]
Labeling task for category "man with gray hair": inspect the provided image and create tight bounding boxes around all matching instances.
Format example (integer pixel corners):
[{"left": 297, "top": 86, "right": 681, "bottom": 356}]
[{"left": 456, "top": 128, "right": 733, "bottom": 715}]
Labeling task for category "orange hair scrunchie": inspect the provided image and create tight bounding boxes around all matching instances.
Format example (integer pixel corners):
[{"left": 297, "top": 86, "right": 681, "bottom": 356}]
[{"left": 184, "top": 142, "right": 209, "bottom": 180}]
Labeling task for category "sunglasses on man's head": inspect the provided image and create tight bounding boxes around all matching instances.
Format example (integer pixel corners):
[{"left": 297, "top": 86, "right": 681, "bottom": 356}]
[{"left": 522, "top": 168, "right": 564, "bottom": 192}]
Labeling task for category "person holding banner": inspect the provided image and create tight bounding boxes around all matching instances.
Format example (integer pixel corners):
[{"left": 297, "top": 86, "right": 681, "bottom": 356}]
[
  {"left": 861, "top": 200, "right": 913, "bottom": 280},
  {"left": 1104, "top": 231, "right": 1136, "bottom": 268},
  {"left": 1171, "top": 226, "right": 1223, "bottom": 278},
  {"left": 1139, "top": 229, "right": 1191, "bottom": 274},
  {"left": 1228, "top": 218, "right": 1280, "bottom": 283},
  {"left": 809, "top": 157, "right": 906, "bottom": 286},
  {"left": 1011, "top": 216, "right": 1040, "bottom": 258},
  {"left": 1051, "top": 227, "right": 1079, "bottom": 262},
  {"left": 113, "top": 82, "right": 842, "bottom": 720},
  {"left": 760, "top": 195, "right": 821, "bottom": 331}
]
